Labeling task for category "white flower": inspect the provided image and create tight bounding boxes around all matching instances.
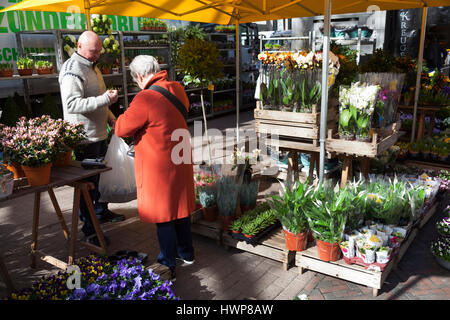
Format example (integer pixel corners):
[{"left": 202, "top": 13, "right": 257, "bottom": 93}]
[{"left": 297, "top": 294, "right": 309, "bottom": 300}]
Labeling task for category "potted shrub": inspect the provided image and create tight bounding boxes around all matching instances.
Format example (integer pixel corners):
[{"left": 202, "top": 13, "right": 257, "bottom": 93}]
[
  {"left": 304, "top": 184, "right": 349, "bottom": 261},
  {"left": 268, "top": 180, "right": 312, "bottom": 252},
  {"left": 0, "top": 63, "right": 14, "bottom": 77},
  {"left": 34, "top": 60, "right": 54, "bottom": 75},
  {"left": 216, "top": 175, "right": 239, "bottom": 230},
  {"left": 16, "top": 56, "right": 34, "bottom": 76},
  {"left": 199, "top": 183, "right": 218, "bottom": 222}
]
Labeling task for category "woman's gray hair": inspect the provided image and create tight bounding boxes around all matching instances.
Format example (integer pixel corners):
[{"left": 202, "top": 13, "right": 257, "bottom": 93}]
[{"left": 129, "top": 55, "right": 160, "bottom": 81}]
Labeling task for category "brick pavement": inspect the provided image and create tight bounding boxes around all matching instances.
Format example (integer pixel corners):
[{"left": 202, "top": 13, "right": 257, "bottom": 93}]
[{"left": 1, "top": 110, "right": 449, "bottom": 300}]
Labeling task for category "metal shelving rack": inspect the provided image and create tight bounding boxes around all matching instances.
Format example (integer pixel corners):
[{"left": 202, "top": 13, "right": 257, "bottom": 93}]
[{"left": 119, "top": 30, "right": 172, "bottom": 109}]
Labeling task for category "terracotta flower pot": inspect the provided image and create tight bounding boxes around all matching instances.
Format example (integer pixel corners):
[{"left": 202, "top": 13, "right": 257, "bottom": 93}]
[
  {"left": 220, "top": 215, "right": 235, "bottom": 231},
  {"left": 18, "top": 68, "right": 33, "bottom": 76},
  {"left": 4, "top": 162, "right": 25, "bottom": 179},
  {"left": 243, "top": 233, "right": 255, "bottom": 239},
  {"left": 316, "top": 239, "right": 341, "bottom": 262},
  {"left": 0, "top": 70, "right": 14, "bottom": 77},
  {"left": 283, "top": 228, "right": 308, "bottom": 251},
  {"left": 21, "top": 163, "right": 52, "bottom": 187},
  {"left": 53, "top": 150, "right": 72, "bottom": 167},
  {"left": 36, "top": 67, "right": 53, "bottom": 75},
  {"left": 100, "top": 68, "right": 111, "bottom": 75},
  {"left": 201, "top": 205, "right": 218, "bottom": 222}
]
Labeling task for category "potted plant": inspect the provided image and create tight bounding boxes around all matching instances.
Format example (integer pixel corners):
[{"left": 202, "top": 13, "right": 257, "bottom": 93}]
[
  {"left": 431, "top": 236, "right": 450, "bottom": 270},
  {"left": 2, "top": 116, "right": 59, "bottom": 186},
  {"left": 272, "top": 43, "right": 281, "bottom": 50},
  {"left": 436, "top": 216, "right": 450, "bottom": 238},
  {"left": 0, "top": 63, "right": 14, "bottom": 77},
  {"left": 177, "top": 38, "right": 224, "bottom": 165},
  {"left": 264, "top": 43, "right": 272, "bottom": 50},
  {"left": 34, "top": 60, "right": 54, "bottom": 75},
  {"left": 0, "top": 166, "right": 14, "bottom": 200},
  {"left": 199, "top": 183, "right": 218, "bottom": 222},
  {"left": 0, "top": 124, "right": 25, "bottom": 179},
  {"left": 239, "top": 180, "right": 259, "bottom": 212},
  {"left": 409, "top": 143, "right": 420, "bottom": 158},
  {"left": 97, "top": 63, "right": 112, "bottom": 74},
  {"left": 216, "top": 175, "right": 239, "bottom": 230},
  {"left": 304, "top": 184, "right": 349, "bottom": 261},
  {"left": 16, "top": 56, "right": 34, "bottom": 76},
  {"left": 53, "top": 119, "right": 86, "bottom": 167},
  {"left": 376, "top": 246, "right": 392, "bottom": 264},
  {"left": 268, "top": 180, "right": 312, "bottom": 252}
]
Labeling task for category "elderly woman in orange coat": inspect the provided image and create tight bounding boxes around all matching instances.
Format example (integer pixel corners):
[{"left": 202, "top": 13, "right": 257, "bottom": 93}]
[{"left": 115, "top": 55, "right": 196, "bottom": 280}]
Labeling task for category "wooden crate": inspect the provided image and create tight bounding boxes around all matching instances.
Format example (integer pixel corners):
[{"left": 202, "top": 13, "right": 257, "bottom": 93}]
[
  {"left": 254, "top": 106, "right": 337, "bottom": 149},
  {"left": 296, "top": 201, "right": 438, "bottom": 297},
  {"left": 222, "top": 226, "right": 296, "bottom": 271},
  {"left": 326, "top": 120, "right": 403, "bottom": 158}
]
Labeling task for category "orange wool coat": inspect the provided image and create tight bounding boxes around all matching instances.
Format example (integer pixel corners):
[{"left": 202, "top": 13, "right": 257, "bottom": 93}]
[{"left": 115, "top": 70, "right": 195, "bottom": 224}]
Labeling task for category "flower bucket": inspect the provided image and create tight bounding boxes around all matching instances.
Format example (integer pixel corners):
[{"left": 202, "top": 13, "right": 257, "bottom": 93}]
[
  {"left": 316, "top": 239, "right": 341, "bottom": 262},
  {"left": 53, "top": 150, "right": 72, "bottom": 167},
  {"left": 21, "top": 163, "right": 52, "bottom": 187},
  {"left": 18, "top": 68, "right": 33, "bottom": 76},
  {"left": 283, "top": 228, "right": 308, "bottom": 252},
  {"left": 4, "top": 162, "right": 25, "bottom": 179},
  {"left": 201, "top": 205, "right": 218, "bottom": 222},
  {"left": 221, "top": 215, "right": 235, "bottom": 231}
]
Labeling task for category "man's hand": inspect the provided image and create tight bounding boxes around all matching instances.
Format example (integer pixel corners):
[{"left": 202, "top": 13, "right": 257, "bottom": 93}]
[{"left": 106, "top": 89, "right": 118, "bottom": 104}]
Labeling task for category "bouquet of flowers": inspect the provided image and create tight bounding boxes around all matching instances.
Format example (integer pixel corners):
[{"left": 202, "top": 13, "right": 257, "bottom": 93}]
[{"left": 338, "top": 82, "right": 380, "bottom": 141}]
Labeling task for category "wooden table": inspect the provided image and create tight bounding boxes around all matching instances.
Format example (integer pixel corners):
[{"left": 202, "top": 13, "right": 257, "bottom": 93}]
[
  {"left": 0, "top": 161, "right": 111, "bottom": 277},
  {"left": 398, "top": 105, "right": 443, "bottom": 141}
]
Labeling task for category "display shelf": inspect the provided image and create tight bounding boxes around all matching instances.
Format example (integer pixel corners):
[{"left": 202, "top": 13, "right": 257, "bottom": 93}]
[
  {"left": 296, "top": 201, "right": 439, "bottom": 297},
  {"left": 0, "top": 74, "right": 59, "bottom": 81},
  {"left": 213, "top": 88, "right": 235, "bottom": 94}
]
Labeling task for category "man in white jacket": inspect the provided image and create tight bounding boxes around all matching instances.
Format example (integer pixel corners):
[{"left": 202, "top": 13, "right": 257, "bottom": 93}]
[{"left": 59, "top": 31, "right": 125, "bottom": 245}]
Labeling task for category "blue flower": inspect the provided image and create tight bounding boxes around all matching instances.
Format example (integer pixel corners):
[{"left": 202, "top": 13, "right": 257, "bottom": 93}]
[
  {"left": 108, "top": 282, "right": 118, "bottom": 294},
  {"left": 71, "top": 288, "right": 86, "bottom": 300},
  {"left": 97, "top": 273, "right": 108, "bottom": 281},
  {"left": 134, "top": 276, "right": 142, "bottom": 291}
]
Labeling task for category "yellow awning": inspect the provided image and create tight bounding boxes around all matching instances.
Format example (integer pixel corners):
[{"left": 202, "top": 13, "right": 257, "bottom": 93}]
[{"left": 1, "top": 0, "right": 449, "bottom": 24}]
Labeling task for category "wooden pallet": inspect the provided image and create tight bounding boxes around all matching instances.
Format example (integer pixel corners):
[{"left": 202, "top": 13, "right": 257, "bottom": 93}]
[
  {"left": 222, "top": 226, "right": 295, "bottom": 271},
  {"left": 296, "top": 202, "right": 438, "bottom": 297}
]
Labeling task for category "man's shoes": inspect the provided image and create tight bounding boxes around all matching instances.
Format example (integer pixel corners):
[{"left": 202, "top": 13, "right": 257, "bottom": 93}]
[
  {"left": 176, "top": 256, "right": 194, "bottom": 265},
  {"left": 98, "top": 210, "right": 125, "bottom": 224},
  {"left": 85, "top": 234, "right": 110, "bottom": 247}
]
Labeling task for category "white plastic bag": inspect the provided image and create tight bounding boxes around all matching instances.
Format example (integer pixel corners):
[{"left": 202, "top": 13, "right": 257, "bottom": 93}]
[{"left": 99, "top": 134, "right": 137, "bottom": 203}]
